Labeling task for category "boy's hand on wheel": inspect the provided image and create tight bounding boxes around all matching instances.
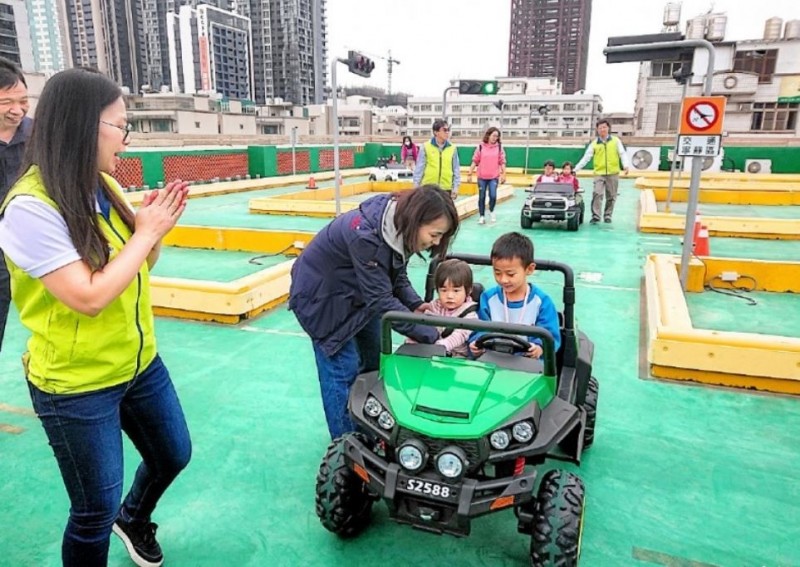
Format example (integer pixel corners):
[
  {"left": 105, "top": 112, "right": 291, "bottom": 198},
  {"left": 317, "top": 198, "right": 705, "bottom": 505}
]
[
  {"left": 469, "top": 342, "right": 484, "bottom": 356},
  {"left": 525, "top": 344, "right": 543, "bottom": 358}
]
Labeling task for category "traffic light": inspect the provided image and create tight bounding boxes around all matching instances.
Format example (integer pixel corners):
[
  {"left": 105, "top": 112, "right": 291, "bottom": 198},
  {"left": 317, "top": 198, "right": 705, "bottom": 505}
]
[
  {"left": 458, "top": 80, "right": 499, "bottom": 95},
  {"left": 605, "top": 32, "right": 690, "bottom": 64},
  {"left": 347, "top": 51, "right": 375, "bottom": 78}
]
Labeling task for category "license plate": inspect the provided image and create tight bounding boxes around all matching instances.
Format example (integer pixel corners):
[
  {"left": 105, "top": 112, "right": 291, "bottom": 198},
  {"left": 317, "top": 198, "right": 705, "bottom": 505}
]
[{"left": 402, "top": 478, "right": 457, "bottom": 501}]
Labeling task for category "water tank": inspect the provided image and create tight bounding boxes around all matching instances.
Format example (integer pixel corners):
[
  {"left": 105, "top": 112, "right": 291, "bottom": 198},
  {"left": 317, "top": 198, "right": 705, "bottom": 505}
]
[
  {"left": 686, "top": 15, "right": 707, "bottom": 40},
  {"left": 764, "top": 17, "right": 783, "bottom": 41},
  {"left": 663, "top": 2, "right": 681, "bottom": 26},
  {"left": 705, "top": 13, "right": 727, "bottom": 42},
  {"left": 785, "top": 20, "right": 800, "bottom": 40}
]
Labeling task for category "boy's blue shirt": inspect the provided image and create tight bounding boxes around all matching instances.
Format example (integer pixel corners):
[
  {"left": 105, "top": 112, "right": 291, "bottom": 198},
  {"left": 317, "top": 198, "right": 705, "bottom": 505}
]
[{"left": 471, "top": 283, "right": 561, "bottom": 353}]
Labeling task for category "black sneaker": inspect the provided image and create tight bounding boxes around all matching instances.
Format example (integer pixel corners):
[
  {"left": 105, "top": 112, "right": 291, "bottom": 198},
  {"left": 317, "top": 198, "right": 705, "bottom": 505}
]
[
  {"left": 589, "top": 218, "right": 599, "bottom": 224},
  {"left": 604, "top": 218, "right": 612, "bottom": 223},
  {"left": 113, "top": 517, "right": 164, "bottom": 567}
]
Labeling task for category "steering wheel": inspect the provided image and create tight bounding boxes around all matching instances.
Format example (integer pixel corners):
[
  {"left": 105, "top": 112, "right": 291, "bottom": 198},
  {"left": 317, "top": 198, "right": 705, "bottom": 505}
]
[{"left": 474, "top": 333, "right": 531, "bottom": 355}]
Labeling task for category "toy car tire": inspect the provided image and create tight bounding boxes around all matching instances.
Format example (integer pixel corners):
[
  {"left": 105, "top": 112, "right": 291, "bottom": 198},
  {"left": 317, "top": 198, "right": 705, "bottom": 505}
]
[
  {"left": 520, "top": 213, "right": 533, "bottom": 229},
  {"left": 567, "top": 215, "right": 579, "bottom": 232},
  {"left": 315, "top": 434, "right": 374, "bottom": 538},
  {"left": 530, "top": 469, "right": 585, "bottom": 567}
]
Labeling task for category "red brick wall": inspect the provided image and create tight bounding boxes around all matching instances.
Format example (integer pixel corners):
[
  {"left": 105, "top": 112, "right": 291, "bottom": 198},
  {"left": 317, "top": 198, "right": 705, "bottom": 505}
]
[
  {"left": 115, "top": 157, "right": 144, "bottom": 188},
  {"left": 163, "top": 153, "right": 248, "bottom": 182},
  {"left": 277, "top": 151, "right": 310, "bottom": 175}
]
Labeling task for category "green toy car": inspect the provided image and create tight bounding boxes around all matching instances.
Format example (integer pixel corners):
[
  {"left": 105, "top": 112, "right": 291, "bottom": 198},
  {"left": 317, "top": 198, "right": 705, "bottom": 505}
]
[{"left": 315, "top": 253, "right": 599, "bottom": 566}]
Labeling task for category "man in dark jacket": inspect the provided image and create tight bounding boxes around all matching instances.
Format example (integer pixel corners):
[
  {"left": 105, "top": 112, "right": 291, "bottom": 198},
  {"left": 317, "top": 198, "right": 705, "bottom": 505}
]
[
  {"left": 0, "top": 58, "right": 31, "bottom": 351},
  {"left": 289, "top": 187, "right": 458, "bottom": 438}
]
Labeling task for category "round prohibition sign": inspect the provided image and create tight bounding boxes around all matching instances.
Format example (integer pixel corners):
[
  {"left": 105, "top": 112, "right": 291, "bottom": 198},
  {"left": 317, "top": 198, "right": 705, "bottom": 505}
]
[{"left": 686, "top": 102, "right": 719, "bottom": 131}]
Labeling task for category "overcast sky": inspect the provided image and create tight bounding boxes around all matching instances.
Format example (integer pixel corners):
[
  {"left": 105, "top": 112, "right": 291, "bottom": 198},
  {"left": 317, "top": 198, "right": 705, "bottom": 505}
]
[{"left": 327, "top": 0, "right": 799, "bottom": 112}]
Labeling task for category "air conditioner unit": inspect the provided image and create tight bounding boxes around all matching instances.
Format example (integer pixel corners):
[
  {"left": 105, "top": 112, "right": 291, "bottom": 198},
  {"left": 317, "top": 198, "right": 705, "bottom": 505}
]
[
  {"left": 627, "top": 146, "right": 660, "bottom": 172},
  {"left": 745, "top": 159, "right": 772, "bottom": 174}
]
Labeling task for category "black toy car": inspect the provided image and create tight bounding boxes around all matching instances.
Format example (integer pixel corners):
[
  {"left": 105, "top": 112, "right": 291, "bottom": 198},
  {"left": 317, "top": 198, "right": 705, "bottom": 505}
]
[
  {"left": 521, "top": 182, "right": 585, "bottom": 231},
  {"left": 314, "top": 253, "right": 599, "bottom": 565}
]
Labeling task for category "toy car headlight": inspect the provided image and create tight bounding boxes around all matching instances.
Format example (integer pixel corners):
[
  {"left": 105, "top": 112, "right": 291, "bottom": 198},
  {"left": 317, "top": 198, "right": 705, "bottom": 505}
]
[
  {"left": 364, "top": 396, "right": 382, "bottom": 418},
  {"left": 512, "top": 421, "right": 535, "bottom": 443},
  {"left": 436, "top": 447, "right": 466, "bottom": 479},
  {"left": 397, "top": 440, "right": 427, "bottom": 473},
  {"left": 490, "top": 429, "right": 511, "bottom": 450},
  {"left": 377, "top": 411, "right": 395, "bottom": 430},
  {"left": 567, "top": 199, "right": 576, "bottom": 206}
]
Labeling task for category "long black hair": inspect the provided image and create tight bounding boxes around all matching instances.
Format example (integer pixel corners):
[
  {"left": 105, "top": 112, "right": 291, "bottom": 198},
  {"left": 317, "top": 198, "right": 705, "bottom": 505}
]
[
  {"left": 394, "top": 185, "right": 459, "bottom": 257},
  {"left": 21, "top": 68, "right": 135, "bottom": 270}
]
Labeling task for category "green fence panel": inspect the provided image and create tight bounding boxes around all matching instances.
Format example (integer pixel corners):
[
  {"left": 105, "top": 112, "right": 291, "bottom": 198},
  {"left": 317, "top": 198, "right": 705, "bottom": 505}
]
[{"left": 247, "top": 146, "right": 277, "bottom": 178}]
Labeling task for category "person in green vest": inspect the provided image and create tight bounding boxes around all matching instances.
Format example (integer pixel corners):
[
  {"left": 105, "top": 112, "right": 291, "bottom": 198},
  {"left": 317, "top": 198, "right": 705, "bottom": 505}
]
[
  {"left": 574, "top": 119, "right": 630, "bottom": 224},
  {"left": 0, "top": 68, "right": 191, "bottom": 567},
  {"left": 413, "top": 119, "right": 461, "bottom": 198}
]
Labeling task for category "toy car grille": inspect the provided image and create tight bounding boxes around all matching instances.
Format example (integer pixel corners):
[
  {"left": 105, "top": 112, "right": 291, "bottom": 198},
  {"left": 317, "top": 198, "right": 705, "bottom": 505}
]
[
  {"left": 397, "top": 428, "right": 484, "bottom": 471},
  {"left": 532, "top": 199, "right": 568, "bottom": 210}
]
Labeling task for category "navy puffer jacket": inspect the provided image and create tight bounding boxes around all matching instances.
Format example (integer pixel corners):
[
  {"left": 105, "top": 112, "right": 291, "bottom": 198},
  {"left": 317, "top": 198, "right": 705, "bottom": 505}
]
[{"left": 289, "top": 193, "right": 438, "bottom": 356}]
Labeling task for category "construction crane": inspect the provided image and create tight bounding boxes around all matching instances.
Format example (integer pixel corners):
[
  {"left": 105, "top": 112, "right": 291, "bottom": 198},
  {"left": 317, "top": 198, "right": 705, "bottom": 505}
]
[{"left": 384, "top": 50, "right": 401, "bottom": 96}]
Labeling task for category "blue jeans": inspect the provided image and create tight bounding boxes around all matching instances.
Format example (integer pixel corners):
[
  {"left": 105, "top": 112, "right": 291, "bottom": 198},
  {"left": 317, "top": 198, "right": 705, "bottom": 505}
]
[
  {"left": 312, "top": 317, "right": 381, "bottom": 439},
  {"left": 477, "top": 178, "right": 499, "bottom": 216},
  {"left": 28, "top": 355, "right": 192, "bottom": 567}
]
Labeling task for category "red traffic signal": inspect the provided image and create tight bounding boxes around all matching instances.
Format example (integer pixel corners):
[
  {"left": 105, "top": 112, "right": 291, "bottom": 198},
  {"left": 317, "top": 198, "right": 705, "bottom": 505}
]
[{"left": 347, "top": 51, "right": 375, "bottom": 78}]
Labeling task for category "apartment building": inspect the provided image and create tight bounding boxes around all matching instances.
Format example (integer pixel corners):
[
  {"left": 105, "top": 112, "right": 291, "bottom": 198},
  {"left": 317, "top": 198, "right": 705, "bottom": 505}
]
[{"left": 408, "top": 78, "right": 602, "bottom": 140}]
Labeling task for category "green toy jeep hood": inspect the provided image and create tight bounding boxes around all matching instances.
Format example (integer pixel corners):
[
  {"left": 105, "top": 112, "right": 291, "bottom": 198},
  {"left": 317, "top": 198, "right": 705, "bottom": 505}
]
[{"left": 380, "top": 353, "right": 556, "bottom": 439}]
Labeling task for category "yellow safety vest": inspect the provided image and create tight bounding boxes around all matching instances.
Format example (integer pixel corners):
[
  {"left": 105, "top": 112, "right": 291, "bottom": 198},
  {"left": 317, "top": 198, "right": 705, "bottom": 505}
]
[
  {"left": 421, "top": 141, "right": 456, "bottom": 189},
  {"left": 591, "top": 136, "right": 622, "bottom": 176},
  {"left": 1, "top": 166, "right": 157, "bottom": 394}
]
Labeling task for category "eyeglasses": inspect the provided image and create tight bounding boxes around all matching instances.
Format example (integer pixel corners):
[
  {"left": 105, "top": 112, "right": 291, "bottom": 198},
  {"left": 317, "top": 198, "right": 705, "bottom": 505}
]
[{"left": 100, "top": 121, "right": 133, "bottom": 143}]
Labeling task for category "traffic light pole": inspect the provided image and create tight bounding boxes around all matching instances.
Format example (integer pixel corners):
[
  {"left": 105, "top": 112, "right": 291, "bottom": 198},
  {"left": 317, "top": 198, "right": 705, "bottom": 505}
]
[
  {"left": 442, "top": 86, "right": 457, "bottom": 119},
  {"left": 604, "top": 38, "right": 715, "bottom": 290},
  {"left": 665, "top": 79, "right": 690, "bottom": 213},
  {"left": 331, "top": 58, "right": 345, "bottom": 215}
]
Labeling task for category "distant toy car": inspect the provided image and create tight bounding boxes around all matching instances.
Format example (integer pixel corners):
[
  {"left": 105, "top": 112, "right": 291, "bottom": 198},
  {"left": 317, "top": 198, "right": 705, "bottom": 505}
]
[
  {"left": 521, "top": 182, "right": 585, "bottom": 232},
  {"left": 368, "top": 158, "right": 414, "bottom": 181}
]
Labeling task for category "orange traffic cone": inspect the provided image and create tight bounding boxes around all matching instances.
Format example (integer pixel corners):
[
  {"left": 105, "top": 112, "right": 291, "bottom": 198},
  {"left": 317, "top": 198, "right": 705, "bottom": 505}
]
[
  {"left": 692, "top": 210, "right": 702, "bottom": 245},
  {"left": 307, "top": 176, "right": 317, "bottom": 189},
  {"left": 694, "top": 224, "right": 710, "bottom": 256}
]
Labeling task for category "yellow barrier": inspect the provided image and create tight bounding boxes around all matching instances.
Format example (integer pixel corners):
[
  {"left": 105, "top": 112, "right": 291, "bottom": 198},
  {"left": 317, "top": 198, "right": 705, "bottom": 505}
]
[
  {"left": 249, "top": 181, "right": 512, "bottom": 219},
  {"left": 638, "top": 190, "right": 800, "bottom": 240},
  {"left": 644, "top": 253, "right": 800, "bottom": 394},
  {"left": 151, "top": 226, "right": 315, "bottom": 323},
  {"left": 635, "top": 177, "right": 800, "bottom": 205},
  {"left": 126, "top": 168, "right": 371, "bottom": 205}
]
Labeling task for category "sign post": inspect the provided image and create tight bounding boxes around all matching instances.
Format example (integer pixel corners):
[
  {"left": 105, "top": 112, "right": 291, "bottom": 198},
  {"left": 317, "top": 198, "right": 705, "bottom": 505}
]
[{"left": 676, "top": 95, "right": 726, "bottom": 285}]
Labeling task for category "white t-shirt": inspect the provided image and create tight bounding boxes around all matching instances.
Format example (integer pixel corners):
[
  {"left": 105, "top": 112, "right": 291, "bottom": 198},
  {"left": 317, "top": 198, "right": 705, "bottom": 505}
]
[{"left": 0, "top": 196, "right": 85, "bottom": 278}]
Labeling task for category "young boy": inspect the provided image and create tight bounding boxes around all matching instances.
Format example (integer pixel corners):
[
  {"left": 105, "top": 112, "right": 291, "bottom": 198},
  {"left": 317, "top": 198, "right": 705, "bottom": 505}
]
[
  {"left": 406, "top": 259, "right": 477, "bottom": 356},
  {"left": 469, "top": 232, "right": 561, "bottom": 358},
  {"left": 535, "top": 160, "right": 558, "bottom": 184}
]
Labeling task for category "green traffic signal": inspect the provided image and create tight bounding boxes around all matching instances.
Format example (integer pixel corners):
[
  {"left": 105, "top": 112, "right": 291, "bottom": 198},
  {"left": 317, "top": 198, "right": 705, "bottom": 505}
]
[{"left": 458, "top": 80, "right": 499, "bottom": 96}]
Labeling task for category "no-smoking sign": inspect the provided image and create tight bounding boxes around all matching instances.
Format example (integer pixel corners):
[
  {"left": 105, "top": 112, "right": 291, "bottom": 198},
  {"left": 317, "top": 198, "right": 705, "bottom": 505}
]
[{"left": 680, "top": 96, "right": 726, "bottom": 135}]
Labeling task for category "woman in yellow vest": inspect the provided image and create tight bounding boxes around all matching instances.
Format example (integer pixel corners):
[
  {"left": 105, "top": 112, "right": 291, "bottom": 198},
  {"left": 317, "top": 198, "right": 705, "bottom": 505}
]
[{"left": 0, "top": 68, "right": 191, "bottom": 567}]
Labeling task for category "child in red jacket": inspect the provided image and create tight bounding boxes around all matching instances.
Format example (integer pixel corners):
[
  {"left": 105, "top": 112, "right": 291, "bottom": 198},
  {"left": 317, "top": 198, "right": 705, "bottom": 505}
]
[{"left": 557, "top": 161, "right": 580, "bottom": 192}]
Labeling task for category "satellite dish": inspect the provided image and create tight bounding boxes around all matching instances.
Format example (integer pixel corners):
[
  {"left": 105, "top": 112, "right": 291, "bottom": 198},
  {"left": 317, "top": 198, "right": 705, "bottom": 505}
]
[{"left": 631, "top": 149, "right": 654, "bottom": 170}]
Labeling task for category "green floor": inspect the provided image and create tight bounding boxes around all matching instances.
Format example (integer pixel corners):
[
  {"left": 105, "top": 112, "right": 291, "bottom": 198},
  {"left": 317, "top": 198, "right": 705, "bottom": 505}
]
[{"left": 2, "top": 179, "right": 800, "bottom": 566}]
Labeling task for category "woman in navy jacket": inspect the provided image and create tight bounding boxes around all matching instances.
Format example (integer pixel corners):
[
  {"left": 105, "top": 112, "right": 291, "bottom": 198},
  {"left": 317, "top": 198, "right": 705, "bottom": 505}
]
[{"left": 289, "top": 185, "right": 459, "bottom": 438}]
